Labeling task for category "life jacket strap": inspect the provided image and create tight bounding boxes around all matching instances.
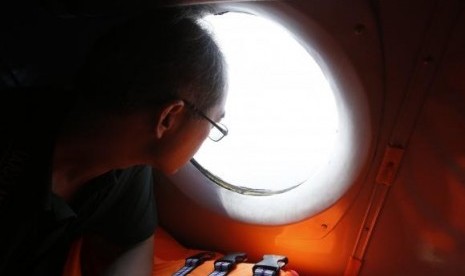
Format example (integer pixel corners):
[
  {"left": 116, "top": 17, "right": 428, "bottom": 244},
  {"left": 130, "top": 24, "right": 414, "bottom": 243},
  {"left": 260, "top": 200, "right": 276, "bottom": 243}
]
[
  {"left": 208, "top": 252, "right": 247, "bottom": 276},
  {"left": 172, "top": 252, "right": 215, "bottom": 276}
]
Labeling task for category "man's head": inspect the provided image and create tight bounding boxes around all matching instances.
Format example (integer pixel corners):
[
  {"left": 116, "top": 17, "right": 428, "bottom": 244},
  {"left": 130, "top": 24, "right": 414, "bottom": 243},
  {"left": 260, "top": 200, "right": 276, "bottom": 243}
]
[
  {"left": 76, "top": 7, "right": 227, "bottom": 114},
  {"left": 74, "top": 7, "right": 228, "bottom": 173}
]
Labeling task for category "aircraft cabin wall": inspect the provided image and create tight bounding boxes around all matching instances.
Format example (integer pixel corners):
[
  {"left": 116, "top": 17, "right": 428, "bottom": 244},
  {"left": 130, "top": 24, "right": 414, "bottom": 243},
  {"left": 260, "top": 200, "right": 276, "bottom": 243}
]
[
  {"left": 156, "top": 0, "right": 465, "bottom": 275},
  {"left": 0, "top": 0, "right": 464, "bottom": 275}
]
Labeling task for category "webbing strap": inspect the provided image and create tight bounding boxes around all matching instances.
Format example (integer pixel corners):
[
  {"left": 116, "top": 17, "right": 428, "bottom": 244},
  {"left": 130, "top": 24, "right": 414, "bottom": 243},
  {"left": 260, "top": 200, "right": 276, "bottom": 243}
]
[
  {"left": 253, "top": 267, "right": 279, "bottom": 276},
  {"left": 252, "top": 255, "right": 288, "bottom": 276},
  {"left": 208, "top": 252, "right": 247, "bottom": 276},
  {"left": 173, "top": 252, "right": 215, "bottom": 276},
  {"left": 208, "top": 261, "right": 233, "bottom": 276}
]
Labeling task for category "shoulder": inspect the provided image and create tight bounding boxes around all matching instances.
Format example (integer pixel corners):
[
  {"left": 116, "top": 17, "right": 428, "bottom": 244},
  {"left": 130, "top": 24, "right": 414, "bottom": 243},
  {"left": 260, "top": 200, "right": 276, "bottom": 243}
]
[
  {"left": 116, "top": 165, "right": 153, "bottom": 184},
  {"left": 81, "top": 165, "right": 156, "bottom": 247}
]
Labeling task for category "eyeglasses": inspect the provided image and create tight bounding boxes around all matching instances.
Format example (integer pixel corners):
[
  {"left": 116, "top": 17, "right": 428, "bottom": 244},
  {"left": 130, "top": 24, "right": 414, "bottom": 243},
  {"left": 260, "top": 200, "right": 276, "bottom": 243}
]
[{"left": 182, "top": 99, "right": 228, "bottom": 142}]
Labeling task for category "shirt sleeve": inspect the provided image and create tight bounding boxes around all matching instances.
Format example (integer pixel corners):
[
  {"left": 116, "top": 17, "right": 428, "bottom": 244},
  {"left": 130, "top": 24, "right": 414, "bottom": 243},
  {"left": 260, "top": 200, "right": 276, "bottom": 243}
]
[{"left": 83, "top": 165, "right": 157, "bottom": 248}]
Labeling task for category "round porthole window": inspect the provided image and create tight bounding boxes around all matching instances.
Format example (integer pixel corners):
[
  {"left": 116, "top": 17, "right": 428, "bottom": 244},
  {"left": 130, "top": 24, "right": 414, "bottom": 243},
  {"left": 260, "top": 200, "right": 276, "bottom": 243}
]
[
  {"left": 169, "top": 4, "right": 371, "bottom": 225},
  {"left": 195, "top": 12, "right": 338, "bottom": 195}
]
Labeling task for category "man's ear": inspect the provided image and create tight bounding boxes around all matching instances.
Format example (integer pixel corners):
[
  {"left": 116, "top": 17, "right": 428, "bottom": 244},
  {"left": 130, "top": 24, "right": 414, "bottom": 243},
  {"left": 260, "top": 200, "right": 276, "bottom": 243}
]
[{"left": 155, "top": 100, "right": 185, "bottom": 139}]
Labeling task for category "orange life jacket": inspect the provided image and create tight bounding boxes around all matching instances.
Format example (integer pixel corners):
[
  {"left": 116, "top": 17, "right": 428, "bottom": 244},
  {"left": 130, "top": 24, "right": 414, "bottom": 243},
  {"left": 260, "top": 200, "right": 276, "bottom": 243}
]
[{"left": 63, "top": 227, "right": 299, "bottom": 276}]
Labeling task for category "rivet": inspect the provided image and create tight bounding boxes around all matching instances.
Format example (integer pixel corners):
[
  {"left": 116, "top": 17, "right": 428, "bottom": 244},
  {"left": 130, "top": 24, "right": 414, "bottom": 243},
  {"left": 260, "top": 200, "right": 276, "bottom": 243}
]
[
  {"left": 321, "top": 224, "right": 328, "bottom": 230},
  {"left": 354, "top": 24, "right": 366, "bottom": 35},
  {"left": 423, "top": 56, "right": 434, "bottom": 65}
]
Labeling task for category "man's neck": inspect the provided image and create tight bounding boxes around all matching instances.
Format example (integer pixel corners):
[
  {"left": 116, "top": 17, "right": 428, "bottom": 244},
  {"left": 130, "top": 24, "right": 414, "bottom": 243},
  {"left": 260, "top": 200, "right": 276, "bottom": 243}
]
[{"left": 51, "top": 113, "right": 154, "bottom": 201}]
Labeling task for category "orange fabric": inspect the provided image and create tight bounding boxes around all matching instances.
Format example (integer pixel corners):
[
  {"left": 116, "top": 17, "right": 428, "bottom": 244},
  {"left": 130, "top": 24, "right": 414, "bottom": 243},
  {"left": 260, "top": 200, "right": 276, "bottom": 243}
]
[
  {"left": 63, "top": 228, "right": 299, "bottom": 275},
  {"left": 155, "top": 260, "right": 298, "bottom": 275},
  {"left": 153, "top": 227, "right": 213, "bottom": 275},
  {"left": 153, "top": 228, "right": 299, "bottom": 275},
  {"left": 62, "top": 238, "right": 82, "bottom": 276}
]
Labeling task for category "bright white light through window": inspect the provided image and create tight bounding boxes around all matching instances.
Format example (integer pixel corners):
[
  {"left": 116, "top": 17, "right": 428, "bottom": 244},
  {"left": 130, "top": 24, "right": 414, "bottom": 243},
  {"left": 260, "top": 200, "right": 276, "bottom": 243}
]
[{"left": 194, "top": 12, "right": 339, "bottom": 191}]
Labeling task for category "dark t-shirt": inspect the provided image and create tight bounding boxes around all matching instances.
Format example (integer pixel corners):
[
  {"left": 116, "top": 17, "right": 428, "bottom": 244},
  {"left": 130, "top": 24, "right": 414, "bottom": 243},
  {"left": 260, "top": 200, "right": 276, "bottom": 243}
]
[{"left": 0, "top": 87, "right": 157, "bottom": 275}]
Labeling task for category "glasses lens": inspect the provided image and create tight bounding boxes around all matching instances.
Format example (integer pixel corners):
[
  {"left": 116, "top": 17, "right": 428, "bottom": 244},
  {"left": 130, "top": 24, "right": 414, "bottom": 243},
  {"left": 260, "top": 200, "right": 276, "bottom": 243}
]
[{"left": 208, "top": 122, "right": 227, "bottom": 142}]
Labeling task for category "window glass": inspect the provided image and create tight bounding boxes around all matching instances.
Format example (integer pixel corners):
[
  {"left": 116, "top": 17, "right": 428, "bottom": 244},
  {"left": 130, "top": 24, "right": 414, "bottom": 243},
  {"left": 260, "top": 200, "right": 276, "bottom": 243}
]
[{"left": 194, "top": 12, "right": 339, "bottom": 192}]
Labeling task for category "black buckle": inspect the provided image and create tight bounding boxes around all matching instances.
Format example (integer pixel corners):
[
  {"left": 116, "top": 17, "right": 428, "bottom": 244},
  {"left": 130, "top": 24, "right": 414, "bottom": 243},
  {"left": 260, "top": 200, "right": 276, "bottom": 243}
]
[
  {"left": 213, "top": 252, "right": 247, "bottom": 271},
  {"left": 185, "top": 251, "right": 216, "bottom": 267},
  {"left": 173, "top": 252, "right": 216, "bottom": 276},
  {"left": 252, "top": 255, "right": 288, "bottom": 276}
]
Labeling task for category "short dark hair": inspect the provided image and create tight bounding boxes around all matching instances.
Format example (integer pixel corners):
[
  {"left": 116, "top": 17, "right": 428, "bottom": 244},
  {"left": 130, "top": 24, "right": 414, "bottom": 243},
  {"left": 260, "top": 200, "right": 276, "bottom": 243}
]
[{"left": 75, "top": 7, "right": 226, "bottom": 115}]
